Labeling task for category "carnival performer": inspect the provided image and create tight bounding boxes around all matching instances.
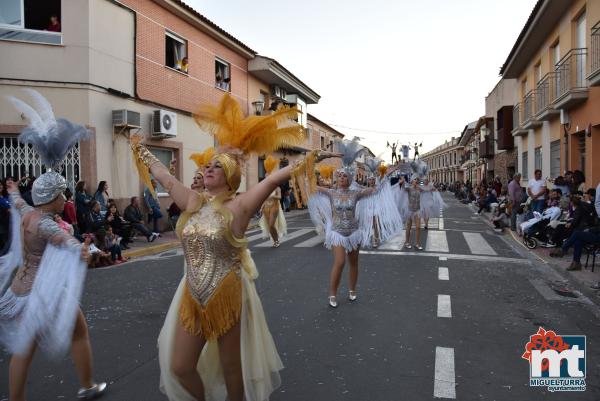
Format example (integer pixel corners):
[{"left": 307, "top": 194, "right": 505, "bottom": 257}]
[
  {"left": 189, "top": 147, "right": 215, "bottom": 193},
  {"left": 130, "top": 93, "right": 338, "bottom": 401},
  {"left": 365, "top": 157, "right": 385, "bottom": 247},
  {"left": 307, "top": 140, "right": 403, "bottom": 308},
  {"left": 1, "top": 89, "right": 107, "bottom": 401},
  {"left": 258, "top": 155, "right": 286, "bottom": 247},
  {"left": 395, "top": 160, "right": 430, "bottom": 250},
  {"left": 420, "top": 179, "right": 447, "bottom": 229}
]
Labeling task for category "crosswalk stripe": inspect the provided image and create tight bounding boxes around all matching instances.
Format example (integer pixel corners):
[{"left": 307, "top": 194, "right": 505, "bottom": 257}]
[
  {"left": 437, "top": 294, "right": 452, "bottom": 318},
  {"left": 462, "top": 232, "right": 497, "bottom": 255},
  {"left": 246, "top": 232, "right": 266, "bottom": 242},
  {"left": 434, "top": 347, "right": 456, "bottom": 399},
  {"left": 425, "top": 231, "right": 449, "bottom": 253},
  {"left": 255, "top": 228, "right": 313, "bottom": 247},
  {"left": 294, "top": 233, "right": 324, "bottom": 247},
  {"left": 379, "top": 233, "right": 405, "bottom": 250},
  {"left": 438, "top": 267, "right": 449, "bottom": 280}
]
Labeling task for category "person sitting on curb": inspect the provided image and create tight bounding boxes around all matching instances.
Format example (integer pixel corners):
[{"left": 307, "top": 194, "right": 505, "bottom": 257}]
[{"left": 124, "top": 196, "right": 158, "bottom": 242}]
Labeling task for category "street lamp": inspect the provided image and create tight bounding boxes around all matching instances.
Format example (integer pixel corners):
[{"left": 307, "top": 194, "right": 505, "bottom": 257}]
[{"left": 252, "top": 100, "right": 265, "bottom": 116}]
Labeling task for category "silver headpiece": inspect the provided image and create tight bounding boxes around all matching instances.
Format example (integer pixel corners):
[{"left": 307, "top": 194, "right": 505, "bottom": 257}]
[
  {"left": 409, "top": 159, "right": 429, "bottom": 182},
  {"left": 335, "top": 137, "right": 366, "bottom": 183},
  {"left": 364, "top": 157, "right": 383, "bottom": 179},
  {"left": 8, "top": 89, "right": 90, "bottom": 205}
]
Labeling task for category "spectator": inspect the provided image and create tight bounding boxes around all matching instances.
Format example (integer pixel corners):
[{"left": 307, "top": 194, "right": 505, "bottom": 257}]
[
  {"left": 527, "top": 169, "right": 547, "bottom": 213},
  {"left": 550, "top": 195, "right": 598, "bottom": 270},
  {"left": 167, "top": 202, "right": 181, "bottom": 229},
  {"left": 63, "top": 187, "right": 77, "bottom": 227},
  {"left": 584, "top": 188, "right": 596, "bottom": 204},
  {"left": 508, "top": 173, "right": 522, "bottom": 231},
  {"left": 144, "top": 179, "right": 163, "bottom": 234},
  {"left": 104, "top": 226, "right": 127, "bottom": 264},
  {"left": 572, "top": 170, "right": 586, "bottom": 193},
  {"left": 75, "top": 180, "right": 92, "bottom": 232},
  {"left": 47, "top": 15, "right": 61, "bottom": 32},
  {"left": 82, "top": 200, "right": 106, "bottom": 234},
  {"left": 493, "top": 176, "right": 502, "bottom": 198},
  {"left": 124, "top": 196, "right": 158, "bottom": 242},
  {"left": 87, "top": 230, "right": 113, "bottom": 268},
  {"left": 552, "top": 176, "right": 570, "bottom": 197},
  {"left": 54, "top": 213, "right": 74, "bottom": 235},
  {"left": 93, "top": 180, "right": 110, "bottom": 213},
  {"left": 105, "top": 203, "right": 132, "bottom": 249},
  {"left": 0, "top": 179, "right": 10, "bottom": 254}
]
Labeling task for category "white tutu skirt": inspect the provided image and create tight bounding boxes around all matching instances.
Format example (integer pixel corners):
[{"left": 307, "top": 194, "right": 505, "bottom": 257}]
[
  {"left": 324, "top": 228, "right": 363, "bottom": 253},
  {"left": 158, "top": 252, "right": 283, "bottom": 401}
]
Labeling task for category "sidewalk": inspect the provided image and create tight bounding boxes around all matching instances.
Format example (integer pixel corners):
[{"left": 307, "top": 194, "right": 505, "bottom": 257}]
[
  {"left": 120, "top": 208, "right": 308, "bottom": 260},
  {"left": 466, "top": 202, "right": 600, "bottom": 292}
]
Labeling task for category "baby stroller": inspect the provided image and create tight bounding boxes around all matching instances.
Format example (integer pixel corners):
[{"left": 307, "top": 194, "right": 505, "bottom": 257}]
[{"left": 523, "top": 219, "right": 552, "bottom": 249}]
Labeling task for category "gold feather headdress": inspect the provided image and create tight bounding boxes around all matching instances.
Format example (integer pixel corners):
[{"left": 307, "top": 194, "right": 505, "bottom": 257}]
[
  {"left": 189, "top": 147, "right": 215, "bottom": 175},
  {"left": 317, "top": 165, "right": 335, "bottom": 180},
  {"left": 194, "top": 94, "right": 305, "bottom": 192},
  {"left": 263, "top": 155, "right": 279, "bottom": 174}
]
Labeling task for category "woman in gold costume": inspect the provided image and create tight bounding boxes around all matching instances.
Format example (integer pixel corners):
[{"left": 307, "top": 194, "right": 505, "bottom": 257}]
[
  {"left": 131, "top": 94, "right": 336, "bottom": 401},
  {"left": 259, "top": 155, "right": 286, "bottom": 247}
]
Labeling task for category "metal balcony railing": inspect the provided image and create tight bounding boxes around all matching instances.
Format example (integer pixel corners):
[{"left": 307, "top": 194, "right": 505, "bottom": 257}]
[
  {"left": 512, "top": 103, "right": 522, "bottom": 130},
  {"left": 523, "top": 90, "right": 536, "bottom": 122},
  {"left": 535, "top": 73, "right": 556, "bottom": 113},
  {"left": 555, "top": 48, "right": 588, "bottom": 99},
  {"left": 591, "top": 21, "right": 600, "bottom": 78}
]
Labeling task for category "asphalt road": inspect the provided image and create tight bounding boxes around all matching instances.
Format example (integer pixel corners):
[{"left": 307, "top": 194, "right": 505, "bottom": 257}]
[{"left": 1, "top": 193, "right": 600, "bottom": 401}]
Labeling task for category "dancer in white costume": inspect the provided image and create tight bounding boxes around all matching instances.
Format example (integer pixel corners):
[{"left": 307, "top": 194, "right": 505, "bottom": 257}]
[
  {"left": 307, "top": 140, "right": 403, "bottom": 308},
  {"left": 0, "top": 89, "right": 106, "bottom": 401},
  {"left": 259, "top": 155, "right": 287, "bottom": 247},
  {"left": 131, "top": 94, "right": 338, "bottom": 401}
]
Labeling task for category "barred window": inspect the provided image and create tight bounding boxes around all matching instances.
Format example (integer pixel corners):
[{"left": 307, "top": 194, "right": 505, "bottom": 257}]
[{"left": 0, "top": 135, "right": 81, "bottom": 190}]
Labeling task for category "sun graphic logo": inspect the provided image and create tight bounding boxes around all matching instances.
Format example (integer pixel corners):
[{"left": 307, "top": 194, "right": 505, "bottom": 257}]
[{"left": 522, "top": 327, "right": 586, "bottom": 392}]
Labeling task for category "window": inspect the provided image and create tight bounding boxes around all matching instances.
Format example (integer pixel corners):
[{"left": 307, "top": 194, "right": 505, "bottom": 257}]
[
  {"left": 1, "top": 135, "right": 80, "bottom": 190},
  {"left": 215, "top": 58, "right": 231, "bottom": 91},
  {"left": 165, "top": 32, "right": 187, "bottom": 72},
  {"left": 550, "top": 140, "right": 560, "bottom": 178},
  {"left": 0, "top": 0, "right": 62, "bottom": 44},
  {"left": 534, "top": 147, "right": 542, "bottom": 171},
  {"left": 522, "top": 151, "right": 529, "bottom": 179},
  {"left": 149, "top": 147, "right": 173, "bottom": 195},
  {"left": 534, "top": 62, "right": 542, "bottom": 84},
  {"left": 329, "top": 140, "right": 333, "bottom": 151},
  {"left": 320, "top": 136, "right": 325, "bottom": 150}
]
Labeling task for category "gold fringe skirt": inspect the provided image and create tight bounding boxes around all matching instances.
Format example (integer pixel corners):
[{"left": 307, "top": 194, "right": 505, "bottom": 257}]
[{"left": 178, "top": 270, "right": 242, "bottom": 341}]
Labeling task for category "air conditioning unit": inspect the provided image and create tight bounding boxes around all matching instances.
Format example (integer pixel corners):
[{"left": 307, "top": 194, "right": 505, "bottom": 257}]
[
  {"left": 112, "top": 109, "right": 141, "bottom": 128},
  {"left": 270, "top": 84, "right": 287, "bottom": 99},
  {"left": 152, "top": 110, "right": 177, "bottom": 138}
]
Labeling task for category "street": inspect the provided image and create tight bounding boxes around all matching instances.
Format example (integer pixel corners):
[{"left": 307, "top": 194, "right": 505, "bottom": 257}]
[{"left": 1, "top": 193, "right": 599, "bottom": 401}]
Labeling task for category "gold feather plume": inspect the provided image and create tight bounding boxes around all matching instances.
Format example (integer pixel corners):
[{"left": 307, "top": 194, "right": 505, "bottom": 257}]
[
  {"left": 194, "top": 94, "right": 305, "bottom": 155},
  {"left": 378, "top": 164, "right": 388, "bottom": 177},
  {"left": 317, "top": 165, "right": 335, "bottom": 180},
  {"left": 189, "top": 147, "right": 215, "bottom": 169},
  {"left": 263, "top": 155, "right": 279, "bottom": 174}
]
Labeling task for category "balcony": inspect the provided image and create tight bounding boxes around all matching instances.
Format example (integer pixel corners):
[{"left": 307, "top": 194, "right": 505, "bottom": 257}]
[
  {"left": 496, "top": 105, "right": 514, "bottom": 150},
  {"left": 553, "top": 48, "right": 588, "bottom": 109},
  {"left": 511, "top": 103, "right": 527, "bottom": 136},
  {"left": 479, "top": 138, "right": 494, "bottom": 158},
  {"left": 522, "top": 90, "right": 541, "bottom": 129},
  {"left": 534, "top": 73, "right": 560, "bottom": 121},
  {"left": 590, "top": 21, "right": 600, "bottom": 86}
]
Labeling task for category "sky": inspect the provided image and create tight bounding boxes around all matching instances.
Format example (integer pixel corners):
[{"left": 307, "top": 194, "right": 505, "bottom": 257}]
[{"left": 187, "top": 0, "right": 538, "bottom": 163}]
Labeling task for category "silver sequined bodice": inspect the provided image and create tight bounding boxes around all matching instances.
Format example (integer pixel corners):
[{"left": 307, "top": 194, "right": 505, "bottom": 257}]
[
  {"left": 181, "top": 205, "right": 241, "bottom": 306},
  {"left": 330, "top": 189, "right": 359, "bottom": 236}
]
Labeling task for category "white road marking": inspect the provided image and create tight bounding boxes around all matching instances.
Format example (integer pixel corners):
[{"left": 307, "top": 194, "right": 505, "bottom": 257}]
[
  {"left": 437, "top": 294, "right": 452, "bottom": 318},
  {"left": 462, "top": 232, "right": 497, "bottom": 255},
  {"left": 360, "top": 250, "right": 528, "bottom": 264},
  {"left": 438, "top": 267, "right": 449, "bottom": 280},
  {"left": 379, "top": 233, "right": 406, "bottom": 250},
  {"left": 439, "top": 256, "right": 448, "bottom": 261},
  {"left": 246, "top": 232, "right": 266, "bottom": 242},
  {"left": 294, "top": 234, "right": 324, "bottom": 247},
  {"left": 434, "top": 347, "right": 456, "bottom": 399},
  {"left": 255, "top": 228, "right": 313, "bottom": 247},
  {"left": 425, "top": 231, "right": 449, "bottom": 253},
  {"left": 439, "top": 217, "right": 444, "bottom": 230}
]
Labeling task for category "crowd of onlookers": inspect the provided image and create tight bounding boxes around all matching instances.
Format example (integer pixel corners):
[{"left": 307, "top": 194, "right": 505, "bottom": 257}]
[
  {"left": 447, "top": 170, "right": 600, "bottom": 289},
  {"left": 0, "top": 176, "right": 163, "bottom": 268}
]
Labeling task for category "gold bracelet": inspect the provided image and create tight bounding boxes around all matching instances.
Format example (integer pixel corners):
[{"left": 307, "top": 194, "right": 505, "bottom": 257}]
[{"left": 132, "top": 143, "right": 161, "bottom": 169}]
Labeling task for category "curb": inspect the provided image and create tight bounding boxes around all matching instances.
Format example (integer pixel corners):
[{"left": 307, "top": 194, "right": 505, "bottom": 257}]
[{"left": 123, "top": 241, "right": 180, "bottom": 259}]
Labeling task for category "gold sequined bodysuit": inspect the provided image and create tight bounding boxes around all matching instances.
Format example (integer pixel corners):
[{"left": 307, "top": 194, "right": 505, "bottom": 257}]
[{"left": 178, "top": 201, "right": 244, "bottom": 340}]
